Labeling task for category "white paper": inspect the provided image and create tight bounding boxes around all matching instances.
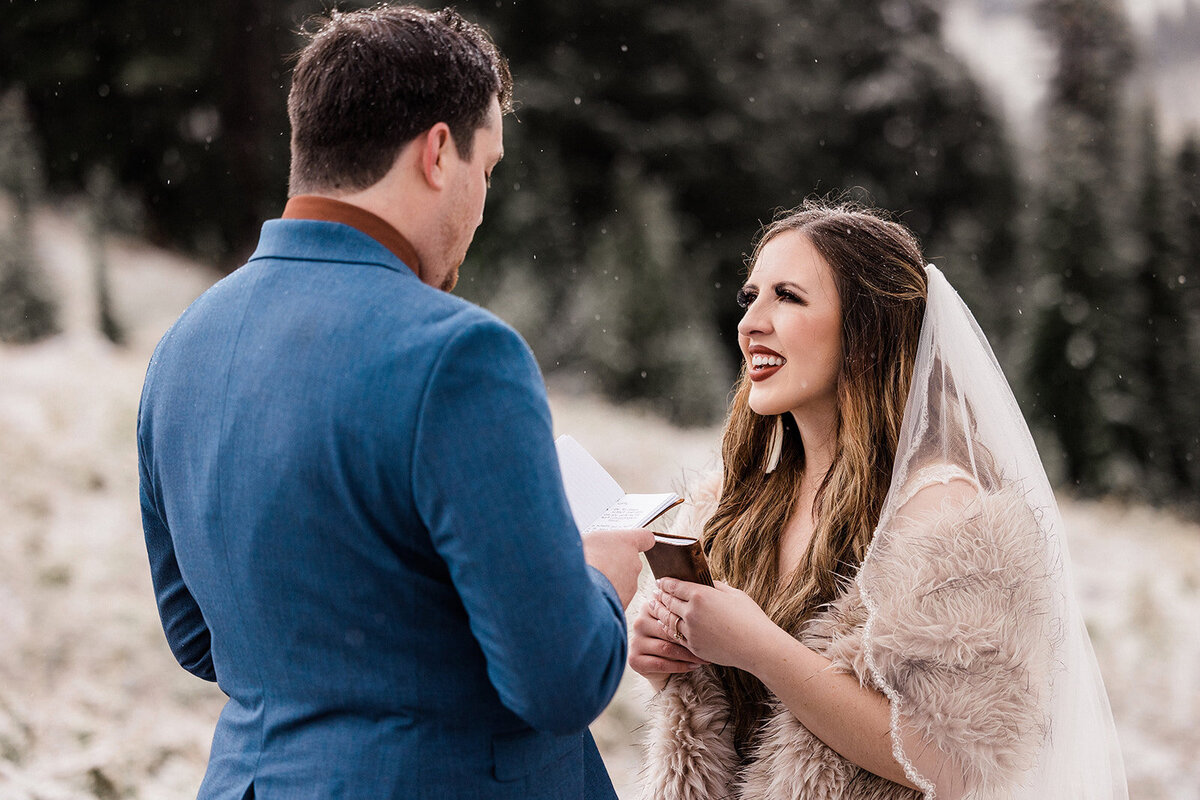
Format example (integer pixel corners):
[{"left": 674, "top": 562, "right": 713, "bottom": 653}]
[
  {"left": 582, "top": 493, "right": 681, "bottom": 533},
  {"left": 554, "top": 435, "right": 624, "bottom": 532},
  {"left": 555, "top": 435, "right": 681, "bottom": 533}
]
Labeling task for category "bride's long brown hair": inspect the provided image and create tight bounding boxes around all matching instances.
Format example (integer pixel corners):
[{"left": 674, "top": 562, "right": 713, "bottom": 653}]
[{"left": 703, "top": 200, "right": 928, "bottom": 748}]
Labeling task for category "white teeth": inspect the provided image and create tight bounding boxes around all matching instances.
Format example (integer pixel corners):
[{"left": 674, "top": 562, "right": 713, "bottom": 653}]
[{"left": 751, "top": 354, "right": 784, "bottom": 368}]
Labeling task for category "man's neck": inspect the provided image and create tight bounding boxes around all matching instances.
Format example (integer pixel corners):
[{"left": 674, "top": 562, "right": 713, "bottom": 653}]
[{"left": 282, "top": 195, "right": 421, "bottom": 274}]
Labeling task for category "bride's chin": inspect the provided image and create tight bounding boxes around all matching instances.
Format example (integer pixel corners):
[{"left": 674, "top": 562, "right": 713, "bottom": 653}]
[{"left": 747, "top": 397, "right": 779, "bottom": 417}]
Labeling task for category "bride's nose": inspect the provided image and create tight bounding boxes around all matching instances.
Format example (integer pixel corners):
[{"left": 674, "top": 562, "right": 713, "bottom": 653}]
[{"left": 738, "top": 299, "right": 771, "bottom": 338}]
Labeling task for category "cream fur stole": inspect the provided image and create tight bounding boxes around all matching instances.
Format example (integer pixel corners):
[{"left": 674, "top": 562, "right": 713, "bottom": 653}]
[{"left": 637, "top": 477, "right": 1055, "bottom": 800}]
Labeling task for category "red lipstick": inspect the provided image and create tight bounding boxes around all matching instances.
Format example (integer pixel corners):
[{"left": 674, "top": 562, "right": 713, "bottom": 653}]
[{"left": 747, "top": 344, "right": 785, "bottom": 382}]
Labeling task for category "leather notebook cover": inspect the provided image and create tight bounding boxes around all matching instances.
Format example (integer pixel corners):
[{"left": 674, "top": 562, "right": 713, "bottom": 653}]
[{"left": 644, "top": 533, "right": 714, "bottom": 586}]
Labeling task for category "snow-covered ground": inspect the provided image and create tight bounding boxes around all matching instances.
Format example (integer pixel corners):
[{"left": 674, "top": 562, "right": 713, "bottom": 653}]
[{"left": 1, "top": 210, "right": 1196, "bottom": 798}]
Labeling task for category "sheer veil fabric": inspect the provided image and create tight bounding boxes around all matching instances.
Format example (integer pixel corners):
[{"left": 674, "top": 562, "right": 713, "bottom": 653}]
[{"left": 856, "top": 265, "right": 1128, "bottom": 799}]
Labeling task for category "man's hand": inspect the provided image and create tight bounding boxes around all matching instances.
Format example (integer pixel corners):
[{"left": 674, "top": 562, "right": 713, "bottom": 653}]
[{"left": 581, "top": 528, "right": 655, "bottom": 608}]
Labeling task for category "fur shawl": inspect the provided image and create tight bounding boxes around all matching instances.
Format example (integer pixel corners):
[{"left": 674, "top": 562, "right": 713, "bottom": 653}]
[{"left": 638, "top": 474, "right": 1056, "bottom": 800}]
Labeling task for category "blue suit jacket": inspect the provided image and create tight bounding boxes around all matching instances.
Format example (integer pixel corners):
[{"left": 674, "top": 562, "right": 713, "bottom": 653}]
[{"left": 137, "top": 219, "right": 627, "bottom": 799}]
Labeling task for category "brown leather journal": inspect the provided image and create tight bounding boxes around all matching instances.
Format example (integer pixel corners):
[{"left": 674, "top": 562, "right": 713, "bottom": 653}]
[{"left": 644, "top": 533, "right": 713, "bottom": 586}]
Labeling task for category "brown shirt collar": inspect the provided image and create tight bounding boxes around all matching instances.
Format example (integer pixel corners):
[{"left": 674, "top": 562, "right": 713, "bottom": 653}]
[{"left": 282, "top": 195, "right": 422, "bottom": 275}]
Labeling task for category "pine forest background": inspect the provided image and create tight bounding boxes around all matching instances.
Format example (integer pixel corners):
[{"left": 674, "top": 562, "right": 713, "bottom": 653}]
[{"left": 3, "top": 0, "right": 1200, "bottom": 507}]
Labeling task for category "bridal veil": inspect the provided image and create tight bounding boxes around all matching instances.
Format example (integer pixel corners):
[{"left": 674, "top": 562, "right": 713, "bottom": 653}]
[{"left": 856, "top": 265, "right": 1128, "bottom": 799}]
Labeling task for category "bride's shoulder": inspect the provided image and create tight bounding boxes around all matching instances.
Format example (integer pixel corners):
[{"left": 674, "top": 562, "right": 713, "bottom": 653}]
[
  {"left": 889, "top": 463, "right": 1043, "bottom": 558},
  {"left": 893, "top": 462, "right": 980, "bottom": 519}
]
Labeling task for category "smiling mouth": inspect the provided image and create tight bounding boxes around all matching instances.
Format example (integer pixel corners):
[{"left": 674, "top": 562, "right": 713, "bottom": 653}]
[
  {"left": 751, "top": 354, "right": 784, "bottom": 368},
  {"left": 749, "top": 353, "right": 785, "bottom": 381}
]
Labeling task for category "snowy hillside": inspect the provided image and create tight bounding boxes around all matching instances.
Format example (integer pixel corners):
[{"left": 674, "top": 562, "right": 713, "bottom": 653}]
[{"left": 1, "top": 209, "right": 1197, "bottom": 798}]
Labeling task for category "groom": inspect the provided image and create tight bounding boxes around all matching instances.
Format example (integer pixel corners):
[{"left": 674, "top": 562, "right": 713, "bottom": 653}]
[{"left": 137, "top": 6, "right": 651, "bottom": 799}]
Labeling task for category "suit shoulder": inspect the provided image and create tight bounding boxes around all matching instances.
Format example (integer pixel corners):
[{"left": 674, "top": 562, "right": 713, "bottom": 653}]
[
  {"left": 411, "top": 289, "right": 531, "bottom": 357},
  {"left": 143, "top": 267, "right": 249, "bottom": 372},
  {"left": 411, "top": 281, "right": 503, "bottom": 324}
]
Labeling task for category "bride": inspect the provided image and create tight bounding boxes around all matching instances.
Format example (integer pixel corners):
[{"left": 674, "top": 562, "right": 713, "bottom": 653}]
[{"left": 630, "top": 200, "right": 1127, "bottom": 799}]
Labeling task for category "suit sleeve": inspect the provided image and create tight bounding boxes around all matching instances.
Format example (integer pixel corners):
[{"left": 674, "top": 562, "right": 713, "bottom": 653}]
[
  {"left": 138, "top": 393, "right": 217, "bottom": 683},
  {"left": 411, "top": 317, "right": 627, "bottom": 734}
]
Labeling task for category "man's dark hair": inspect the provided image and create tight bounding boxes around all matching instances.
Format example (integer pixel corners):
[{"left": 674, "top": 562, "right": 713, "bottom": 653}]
[{"left": 287, "top": 5, "right": 513, "bottom": 196}]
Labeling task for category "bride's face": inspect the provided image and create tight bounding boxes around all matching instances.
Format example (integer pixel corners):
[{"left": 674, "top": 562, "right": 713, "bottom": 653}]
[{"left": 736, "top": 231, "right": 843, "bottom": 419}]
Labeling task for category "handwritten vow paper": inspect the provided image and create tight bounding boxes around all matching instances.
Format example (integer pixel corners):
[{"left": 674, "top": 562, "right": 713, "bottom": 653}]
[{"left": 554, "top": 435, "right": 683, "bottom": 534}]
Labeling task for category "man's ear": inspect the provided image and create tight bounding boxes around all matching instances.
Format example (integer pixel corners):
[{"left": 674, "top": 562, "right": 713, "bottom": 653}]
[{"left": 419, "top": 122, "right": 455, "bottom": 190}]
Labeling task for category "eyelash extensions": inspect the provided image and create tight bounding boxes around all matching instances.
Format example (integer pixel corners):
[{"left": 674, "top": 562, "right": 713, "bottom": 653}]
[
  {"left": 775, "top": 286, "right": 802, "bottom": 304},
  {"left": 736, "top": 285, "right": 803, "bottom": 309}
]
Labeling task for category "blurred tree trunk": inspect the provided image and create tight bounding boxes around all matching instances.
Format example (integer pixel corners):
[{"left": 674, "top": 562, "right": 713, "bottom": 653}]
[
  {"left": 0, "top": 88, "right": 58, "bottom": 344},
  {"left": 215, "top": 0, "right": 280, "bottom": 268},
  {"left": 1125, "top": 108, "right": 1188, "bottom": 498},
  {"left": 86, "top": 166, "right": 126, "bottom": 346},
  {"left": 1175, "top": 135, "right": 1200, "bottom": 499}
]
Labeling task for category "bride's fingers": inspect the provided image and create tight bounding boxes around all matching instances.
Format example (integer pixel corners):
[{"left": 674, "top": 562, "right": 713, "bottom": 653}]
[
  {"left": 632, "top": 630, "right": 698, "bottom": 663},
  {"left": 653, "top": 588, "right": 676, "bottom": 617},
  {"left": 644, "top": 593, "right": 675, "bottom": 625},
  {"left": 634, "top": 608, "right": 669, "bottom": 631},
  {"left": 638, "top": 604, "right": 680, "bottom": 641},
  {"left": 655, "top": 587, "right": 695, "bottom": 628},
  {"left": 651, "top": 635, "right": 706, "bottom": 665},
  {"left": 632, "top": 612, "right": 703, "bottom": 660},
  {"left": 642, "top": 597, "right": 700, "bottom": 651},
  {"left": 632, "top": 609, "right": 673, "bottom": 640},
  {"left": 663, "top": 611, "right": 683, "bottom": 641},
  {"left": 629, "top": 653, "right": 702, "bottom": 675},
  {"left": 631, "top": 629, "right": 707, "bottom": 668},
  {"left": 660, "top": 617, "right": 688, "bottom": 651}
]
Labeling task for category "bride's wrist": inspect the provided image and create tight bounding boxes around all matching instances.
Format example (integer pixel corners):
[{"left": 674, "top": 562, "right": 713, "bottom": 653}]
[{"left": 738, "top": 618, "right": 801, "bottom": 678}]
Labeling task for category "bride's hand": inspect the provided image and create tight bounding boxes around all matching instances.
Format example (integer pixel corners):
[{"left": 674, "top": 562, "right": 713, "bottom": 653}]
[
  {"left": 652, "top": 578, "right": 775, "bottom": 670},
  {"left": 629, "top": 598, "right": 708, "bottom": 692}
]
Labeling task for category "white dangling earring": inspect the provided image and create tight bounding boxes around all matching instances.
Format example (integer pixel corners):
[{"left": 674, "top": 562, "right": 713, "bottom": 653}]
[{"left": 764, "top": 415, "right": 784, "bottom": 474}]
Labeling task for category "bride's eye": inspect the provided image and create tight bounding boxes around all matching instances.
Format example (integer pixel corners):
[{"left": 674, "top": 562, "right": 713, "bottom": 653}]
[{"left": 736, "top": 287, "right": 756, "bottom": 308}]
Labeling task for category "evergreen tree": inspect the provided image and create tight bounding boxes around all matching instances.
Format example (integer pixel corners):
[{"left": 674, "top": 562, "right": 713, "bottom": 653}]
[
  {"left": 1178, "top": 135, "right": 1200, "bottom": 323},
  {"left": 1026, "top": 0, "right": 1136, "bottom": 491},
  {"left": 0, "top": 87, "right": 58, "bottom": 344},
  {"left": 0, "top": 0, "right": 301, "bottom": 265},
  {"left": 458, "top": 0, "right": 1020, "bottom": 420},
  {"left": 572, "top": 161, "right": 730, "bottom": 422},
  {"left": 3, "top": 0, "right": 1022, "bottom": 421},
  {"left": 1027, "top": 164, "right": 1118, "bottom": 489},
  {"left": 1123, "top": 106, "right": 1191, "bottom": 499},
  {"left": 1175, "top": 134, "right": 1200, "bottom": 495}
]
